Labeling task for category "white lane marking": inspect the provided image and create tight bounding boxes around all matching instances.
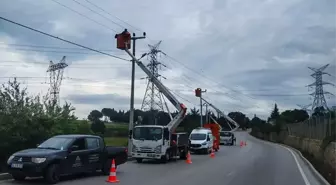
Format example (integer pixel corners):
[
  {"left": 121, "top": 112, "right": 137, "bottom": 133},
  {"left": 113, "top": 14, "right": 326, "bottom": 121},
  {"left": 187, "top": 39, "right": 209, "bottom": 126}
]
[
  {"left": 282, "top": 146, "right": 311, "bottom": 185},
  {"left": 250, "top": 136, "right": 311, "bottom": 185}
]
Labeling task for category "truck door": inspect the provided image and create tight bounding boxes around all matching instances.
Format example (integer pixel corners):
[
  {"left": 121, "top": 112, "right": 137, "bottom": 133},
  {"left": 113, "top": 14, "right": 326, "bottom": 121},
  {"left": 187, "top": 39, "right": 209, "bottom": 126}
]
[
  {"left": 65, "top": 138, "right": 89, "bottom": 174},
  {"left": 85, "top": 137, "right": 102, "bottom": 170}
]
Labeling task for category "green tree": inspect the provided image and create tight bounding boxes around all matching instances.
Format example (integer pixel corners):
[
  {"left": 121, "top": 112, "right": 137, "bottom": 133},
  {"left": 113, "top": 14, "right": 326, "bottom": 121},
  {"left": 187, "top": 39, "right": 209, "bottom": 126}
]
[{"left": 270, "top": 103, "right": 280, "bottom": 120}]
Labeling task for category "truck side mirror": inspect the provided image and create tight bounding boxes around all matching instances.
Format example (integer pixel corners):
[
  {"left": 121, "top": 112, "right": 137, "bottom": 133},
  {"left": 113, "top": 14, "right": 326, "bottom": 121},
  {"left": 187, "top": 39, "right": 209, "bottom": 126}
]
[
  {"left": 207, "top": 137, "right": 210, "bottom": 141},
  {"left": 129, "top": 130, "right": 132, "bottom": 139}
]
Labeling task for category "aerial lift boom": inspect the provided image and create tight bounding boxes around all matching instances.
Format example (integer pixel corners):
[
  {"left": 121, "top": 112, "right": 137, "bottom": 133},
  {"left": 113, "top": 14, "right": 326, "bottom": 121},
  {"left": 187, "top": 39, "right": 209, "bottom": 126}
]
[
  {"left": 201, "top": 98, "right": 240, "bottom": 131},
  {"left": 123, "top": 45, "right": 187, "bottom": 132}
]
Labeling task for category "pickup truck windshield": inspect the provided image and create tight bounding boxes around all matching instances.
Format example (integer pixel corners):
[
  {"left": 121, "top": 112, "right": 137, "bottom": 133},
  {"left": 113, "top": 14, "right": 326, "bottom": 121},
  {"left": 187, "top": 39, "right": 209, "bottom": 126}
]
[
  {"left": 220, "top": 132, "right": 232, "bottom": 137},
  {"left": 190, "top": 133, "right": 206, "bottom": 140},
  {"left": 38, "top": 137, "right": 74, "bottom": 150},
  {"left": 133, "top": 127, "right": 163, "bottom": 140}
]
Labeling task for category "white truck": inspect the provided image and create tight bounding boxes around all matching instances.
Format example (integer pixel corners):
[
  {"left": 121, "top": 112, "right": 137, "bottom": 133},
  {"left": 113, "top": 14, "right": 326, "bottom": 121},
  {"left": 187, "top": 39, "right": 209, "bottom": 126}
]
[{"left": 122, "top": 44, "right": 189, "bottom": 163}]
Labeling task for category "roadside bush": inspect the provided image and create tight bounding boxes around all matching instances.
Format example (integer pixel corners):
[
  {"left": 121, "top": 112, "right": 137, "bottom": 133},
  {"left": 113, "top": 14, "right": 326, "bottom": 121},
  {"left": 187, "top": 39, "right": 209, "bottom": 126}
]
[{"left": 0, "top": 79, "right": 91, "bottom": 172}]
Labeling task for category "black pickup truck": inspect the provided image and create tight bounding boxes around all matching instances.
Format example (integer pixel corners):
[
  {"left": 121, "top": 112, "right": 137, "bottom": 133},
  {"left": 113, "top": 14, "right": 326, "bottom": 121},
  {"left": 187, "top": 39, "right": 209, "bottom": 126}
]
[{"left": 7, "top": 134, "right": 127, "bottom": 184}]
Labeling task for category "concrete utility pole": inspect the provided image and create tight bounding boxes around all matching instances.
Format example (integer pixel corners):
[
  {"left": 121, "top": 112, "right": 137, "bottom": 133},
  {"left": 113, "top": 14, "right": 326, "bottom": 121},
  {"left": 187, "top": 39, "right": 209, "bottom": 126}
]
[
  {"left": 203, "top": 102, "right": 208, "bottom": 123},
  {"left": 195, "top": 88, "right": 207, "bottom": 127},
  {"left": 128, "top": 32, "right": 146, "bottom": 157}
]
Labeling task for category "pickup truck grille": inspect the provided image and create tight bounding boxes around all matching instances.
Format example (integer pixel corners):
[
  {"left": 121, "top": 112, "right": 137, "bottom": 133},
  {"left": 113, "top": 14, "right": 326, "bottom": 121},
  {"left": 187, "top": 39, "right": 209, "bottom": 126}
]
[
  {"left": 190, "top": 144, "right": 201, "bottom": 147},
  {"left": 13, "top": 156, "right": 31, "bottom": 162}
]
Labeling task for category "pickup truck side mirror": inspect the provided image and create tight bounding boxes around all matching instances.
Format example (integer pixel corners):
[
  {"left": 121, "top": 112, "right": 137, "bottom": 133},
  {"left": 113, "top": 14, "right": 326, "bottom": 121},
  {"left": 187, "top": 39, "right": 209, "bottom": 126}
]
[{"left": 68, "top": 145, "right": 79, "bottom": 153}]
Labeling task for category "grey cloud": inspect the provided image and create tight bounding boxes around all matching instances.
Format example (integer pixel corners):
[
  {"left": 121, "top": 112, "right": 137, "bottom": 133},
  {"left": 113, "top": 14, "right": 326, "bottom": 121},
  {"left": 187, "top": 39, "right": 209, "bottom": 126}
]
[
  {"left": 66, "top": 93, "right": 142, "bottom": 106},
  {"left": 1, "top": 0, "right": 335, "bottom": 118}
]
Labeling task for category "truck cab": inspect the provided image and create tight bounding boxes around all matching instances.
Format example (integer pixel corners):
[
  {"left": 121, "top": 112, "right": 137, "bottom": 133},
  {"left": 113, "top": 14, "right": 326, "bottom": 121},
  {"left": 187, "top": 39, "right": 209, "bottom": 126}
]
[
  {"left": 132, "top": 125, "right": 188, "bottom": 163},
  {"left": 189, "top": 128, "right": 214, "bottom": 154}
]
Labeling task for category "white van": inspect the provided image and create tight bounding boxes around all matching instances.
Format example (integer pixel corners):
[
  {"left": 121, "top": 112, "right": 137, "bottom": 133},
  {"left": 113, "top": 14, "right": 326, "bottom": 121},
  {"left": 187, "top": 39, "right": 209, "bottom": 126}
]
[{"left": 189, "top": 127, "right": 214, "bottom": 154}]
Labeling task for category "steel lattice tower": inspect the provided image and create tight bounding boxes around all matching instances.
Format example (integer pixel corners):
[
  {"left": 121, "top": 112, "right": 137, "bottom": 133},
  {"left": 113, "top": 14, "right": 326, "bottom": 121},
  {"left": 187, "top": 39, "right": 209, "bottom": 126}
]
[
  {"left": 140, "top": 41, "right": 169, "bottom": 124},
  {"left": 308, "top": 64, "right": 335, "bottom": 111},
  {"left": 46, "top": 56, "right": 68, "bottom": 106}
]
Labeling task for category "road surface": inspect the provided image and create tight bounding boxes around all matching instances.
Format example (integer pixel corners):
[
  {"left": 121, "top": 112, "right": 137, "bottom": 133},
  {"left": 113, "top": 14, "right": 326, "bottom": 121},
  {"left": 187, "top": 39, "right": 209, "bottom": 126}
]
[{"left": 0, "top": 132, "right": 323, "bottom": 185}]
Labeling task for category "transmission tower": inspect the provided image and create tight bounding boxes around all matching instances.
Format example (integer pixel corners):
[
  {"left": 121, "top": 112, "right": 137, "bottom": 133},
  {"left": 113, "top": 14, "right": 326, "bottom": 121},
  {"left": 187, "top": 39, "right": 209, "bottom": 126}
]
[
  {"left": 297, "top": 104, "right": 312, "bottom": 115},
  {"left": 140, "top": 41, "right": 170, "bottom": 125},
  {"left": 46, "top": 56, "right": 68, "bottom": 106},
  {"left": 307, "top": 64, "right": 335, "bottom": 111}
]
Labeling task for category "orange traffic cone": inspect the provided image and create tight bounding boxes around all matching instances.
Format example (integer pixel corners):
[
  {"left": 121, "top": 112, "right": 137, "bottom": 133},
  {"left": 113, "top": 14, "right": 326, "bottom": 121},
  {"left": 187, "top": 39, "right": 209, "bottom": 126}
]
[
  {"left": 240, "top": 141, "right": 243, "bottom": 148},
  {"left": 106, "top": 159, "right": 120, "bottom": 183},
  {"left": 210, "top": 148, "right": 215, "bottom": 158},
  {"left": 186, "top": 151, "right": 192, "bottom": 164}
]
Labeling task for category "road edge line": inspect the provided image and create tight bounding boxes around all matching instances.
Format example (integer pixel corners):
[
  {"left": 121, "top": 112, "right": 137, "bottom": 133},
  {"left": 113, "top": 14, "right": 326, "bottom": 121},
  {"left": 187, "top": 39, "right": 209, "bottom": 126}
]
[
  {"left": 249, "top": 134, "right": 330, "bottom": 185},
  {"left": 278, "top": 144, "right": 331, "bottom": 185}
]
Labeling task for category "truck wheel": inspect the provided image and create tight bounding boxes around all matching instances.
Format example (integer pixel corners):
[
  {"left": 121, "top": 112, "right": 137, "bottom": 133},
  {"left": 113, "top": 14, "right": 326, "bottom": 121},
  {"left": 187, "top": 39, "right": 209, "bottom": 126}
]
[
  {"left": 179, "top": 149, "right": 187, "bottom": 160},
  {"left": 136, "top": 158, "right": 143, "bottom": 163},
  {"left": 161, "top": 152, "right": 170, "bottom": 163},
  {"left": 44, "top": 164, "right": 60, "bottom": 184},
  {"left": 12, "top": 173, "right": 26, "bottom": 181}
]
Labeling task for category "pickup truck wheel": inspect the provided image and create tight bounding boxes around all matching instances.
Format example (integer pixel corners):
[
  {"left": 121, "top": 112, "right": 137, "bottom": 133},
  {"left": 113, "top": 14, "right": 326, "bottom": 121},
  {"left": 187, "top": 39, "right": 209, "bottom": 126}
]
[
  {"left": 44, "top": 164, "right": 60, "bottom": 184},
  {"left": 102, "top": 159, "right": 113, "bottom": 175},
  {"left": 12, "top": 173, "right": 26, "bottom": 181},
  {"left": 136, "top": 158, "right": 143, "bottom": 163}
]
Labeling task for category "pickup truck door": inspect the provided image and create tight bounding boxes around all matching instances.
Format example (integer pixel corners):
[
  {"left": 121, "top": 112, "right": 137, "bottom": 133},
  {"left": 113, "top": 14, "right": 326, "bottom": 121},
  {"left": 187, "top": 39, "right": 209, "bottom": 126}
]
[
  {"left": 85, "top": 137, "right": 102, "bottom": 170},
  {"left": 65, "top": 138, "right": 89, "bottom": 174}
]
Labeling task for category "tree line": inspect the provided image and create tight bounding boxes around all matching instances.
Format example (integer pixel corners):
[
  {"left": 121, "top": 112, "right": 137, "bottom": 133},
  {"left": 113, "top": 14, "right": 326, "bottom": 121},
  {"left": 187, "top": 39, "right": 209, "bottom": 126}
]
[{"left": 1, "top": 78, "right": 334, "bottom": 172}]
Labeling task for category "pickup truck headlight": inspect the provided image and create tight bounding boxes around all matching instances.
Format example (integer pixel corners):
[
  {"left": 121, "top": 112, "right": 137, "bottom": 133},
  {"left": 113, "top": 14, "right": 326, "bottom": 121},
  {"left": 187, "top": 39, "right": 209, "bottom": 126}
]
[
  {"left": 154, "top": 145, "right": 161, "bottom": 153},
  {"left": 201, "top": 142, "right": 207, "bottom": 145},
  {"left": 31, "top": 157, "right": 46, "bottom": 163},
  {"left": 7, "top": 155, "right": 14, "bottom": 163}
]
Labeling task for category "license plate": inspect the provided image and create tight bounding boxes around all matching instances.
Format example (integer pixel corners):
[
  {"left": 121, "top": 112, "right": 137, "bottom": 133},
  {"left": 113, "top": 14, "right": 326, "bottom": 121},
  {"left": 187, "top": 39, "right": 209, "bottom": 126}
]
[
  {"left": 147, "top": 154, "right": 155, "bottom": 157},
  {"left": 11, "top": 163, "right": 23, "bottom": 169}
]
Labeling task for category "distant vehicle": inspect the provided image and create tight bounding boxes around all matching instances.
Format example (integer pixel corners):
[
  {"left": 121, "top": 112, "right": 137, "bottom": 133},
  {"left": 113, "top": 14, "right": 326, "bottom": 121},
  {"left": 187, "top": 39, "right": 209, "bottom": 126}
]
[
  {"left": 189, "top": 128, "right": 214, "bottom": 154},
  {"left": 220, "top": 131, "right": 236, "bottom": 145},
  {"left": 7, "top": 135, "right": 128, "bottom": 184}
]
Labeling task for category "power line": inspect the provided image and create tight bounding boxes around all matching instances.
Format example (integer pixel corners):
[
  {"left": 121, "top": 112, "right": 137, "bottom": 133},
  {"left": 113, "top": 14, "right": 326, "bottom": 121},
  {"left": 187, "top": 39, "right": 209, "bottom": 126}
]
[
  {"left": 51, "top": 0, "right": 117, "bottom": 32},
  {"left": 71, "top": 0, "right": 126, "bottom": 29},
  {"left": 249, "top": 94, "right": 310, "bottom": 97},
  {"left": 0, "top": 43, "right": 123, "bottom": 52},
  {"left": 0, "top": 47, "right": 129, "bottom": 55},
  {"left": 83, "top": 0, "right": 142, "bottom": 32},
  {"left": 0, "top": 16, "right": 129, "bottom": 61}
]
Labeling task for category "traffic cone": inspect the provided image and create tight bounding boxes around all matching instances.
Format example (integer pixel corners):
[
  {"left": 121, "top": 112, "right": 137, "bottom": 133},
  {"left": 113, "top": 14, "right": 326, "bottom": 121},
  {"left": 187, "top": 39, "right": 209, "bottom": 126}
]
[
  {"left": 210, "top": 148, "right": 215, "bottom": 158},
  {"left": 186, "top": 151, "right": 192, "bottom": 164},
  {"left": 240, "top": 141, "right": 243, "bottom": 148},
  {"left": 106, "top": 159, "right": 120, "bottom": 183}
]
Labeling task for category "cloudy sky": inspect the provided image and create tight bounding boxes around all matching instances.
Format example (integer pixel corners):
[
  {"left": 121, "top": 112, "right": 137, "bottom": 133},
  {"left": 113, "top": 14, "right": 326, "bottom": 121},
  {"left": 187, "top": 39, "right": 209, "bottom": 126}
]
[{"left": 0, "top": 0, "right": 335, "bottom": 120}]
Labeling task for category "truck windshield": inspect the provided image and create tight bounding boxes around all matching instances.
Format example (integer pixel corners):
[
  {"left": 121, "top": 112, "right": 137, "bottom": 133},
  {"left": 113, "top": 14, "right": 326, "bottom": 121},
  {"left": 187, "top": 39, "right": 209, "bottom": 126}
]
[
  {"left": 220, "top": 132, "right": 232, "bottom": 137},
  {"left": 190, "top": 133, "right": 206, "bottom": 140},
  {"left": 133, "top": 127, "right": 163, "bottom": 140},
  {"left": 38, "top": 137, "right": 74, "bottom": 150}
]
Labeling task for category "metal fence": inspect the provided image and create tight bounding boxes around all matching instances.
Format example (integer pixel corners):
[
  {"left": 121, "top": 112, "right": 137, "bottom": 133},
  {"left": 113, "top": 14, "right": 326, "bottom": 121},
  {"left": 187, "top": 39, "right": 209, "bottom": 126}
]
[{"left": 287, "top": 116, "right": 335, "bottom": 140}]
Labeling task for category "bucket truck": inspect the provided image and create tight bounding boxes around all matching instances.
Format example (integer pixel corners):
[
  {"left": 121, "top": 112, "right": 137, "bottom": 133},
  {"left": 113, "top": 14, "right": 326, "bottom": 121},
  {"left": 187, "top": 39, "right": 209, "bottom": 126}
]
[{"left": 116, "top": 30, "right": 188, "bottom": 163}]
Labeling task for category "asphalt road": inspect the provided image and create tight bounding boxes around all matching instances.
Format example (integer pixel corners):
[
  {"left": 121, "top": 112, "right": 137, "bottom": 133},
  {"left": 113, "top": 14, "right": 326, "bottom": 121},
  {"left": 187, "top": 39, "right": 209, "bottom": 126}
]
[{"left": 0, "top": 132, "right": 323, "bottom": 185}]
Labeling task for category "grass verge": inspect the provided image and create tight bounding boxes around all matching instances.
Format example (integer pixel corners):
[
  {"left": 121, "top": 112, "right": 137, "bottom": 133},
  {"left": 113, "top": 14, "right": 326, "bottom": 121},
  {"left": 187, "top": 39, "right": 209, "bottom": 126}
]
[{"left": 104, "top": 137, "right": 128, "bottom": 146}]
